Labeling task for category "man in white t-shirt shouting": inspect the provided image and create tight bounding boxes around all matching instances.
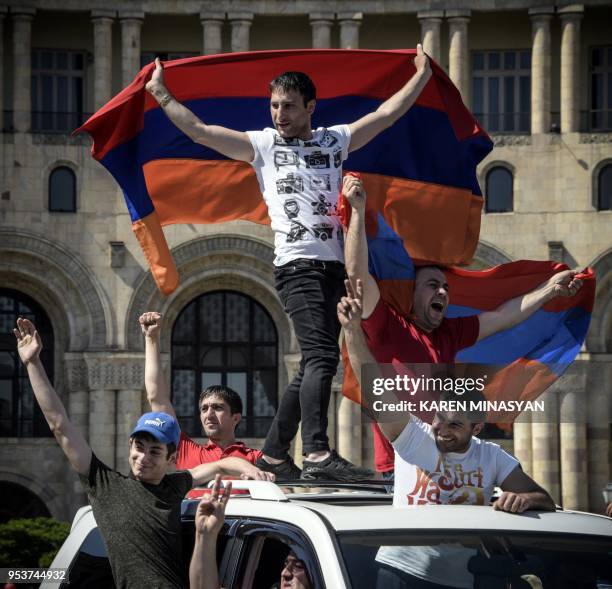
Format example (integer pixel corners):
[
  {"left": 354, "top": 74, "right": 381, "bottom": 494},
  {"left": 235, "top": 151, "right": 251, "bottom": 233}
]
[
  {"left": 338, "top": 281, "right": 555, "bottom": 588},
  {"left": 145, "top": 47, "right": 431, "bottom": 480}
]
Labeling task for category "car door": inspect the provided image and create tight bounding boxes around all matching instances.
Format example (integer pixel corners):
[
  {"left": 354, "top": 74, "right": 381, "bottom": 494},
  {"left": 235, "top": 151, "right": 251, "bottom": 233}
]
[{"left": 223, "top": 518, "right": 326, "bottom": 589}]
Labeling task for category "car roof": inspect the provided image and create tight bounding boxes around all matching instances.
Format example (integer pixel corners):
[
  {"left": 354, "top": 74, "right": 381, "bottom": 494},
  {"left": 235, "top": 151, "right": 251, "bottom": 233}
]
[{"left": 184, "top": 481, "right": 612, "bottom": 538}]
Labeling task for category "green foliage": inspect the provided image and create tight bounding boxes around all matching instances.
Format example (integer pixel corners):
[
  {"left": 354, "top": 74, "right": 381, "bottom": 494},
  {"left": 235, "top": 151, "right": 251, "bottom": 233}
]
[{"left": 0, "top": 517, "right": 70, "bottom": 567}]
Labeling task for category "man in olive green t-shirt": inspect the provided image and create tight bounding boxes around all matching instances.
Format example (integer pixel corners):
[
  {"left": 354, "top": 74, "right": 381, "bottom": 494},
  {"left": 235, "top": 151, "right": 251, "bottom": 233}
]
[{"left": 15, "top": 318, "right": 273, "bottom": 588}]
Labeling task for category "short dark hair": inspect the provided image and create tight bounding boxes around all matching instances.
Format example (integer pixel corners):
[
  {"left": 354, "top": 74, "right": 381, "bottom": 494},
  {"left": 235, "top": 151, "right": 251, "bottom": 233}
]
[
  {"left": 130, "top": 431, "right": 177, "bottom": 458},
  {"left": 269, "top": 71, "right": 316, "bottom": 106},
  {"left": 199, "top": 385, "right": 243, "bottom": 415}
]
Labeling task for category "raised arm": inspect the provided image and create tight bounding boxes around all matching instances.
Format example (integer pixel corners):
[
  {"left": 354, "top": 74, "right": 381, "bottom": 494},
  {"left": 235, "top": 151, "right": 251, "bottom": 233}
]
[
  {"left": 141, "top": 312, "right": 176, "bottom": 418},
  {"left": 190, "top": 475, "right": 230, "bottom": 589},
  {"left": 145, "top": 58, "right": 254, "bottom": 163},
  {"left": 189, "top": 457, "right": 275, "bottom": 488},
  {"left": 477, "top": 270, "right": 583, "bottom": 342},
  {"left": 348, "top": 45, "right": 431, "bottom": 153},
  {"left": 495, "top": 467, "right": 555, "bottom": 513},
  {"left": 343, "top": 175, "right": 380, "bottom": 319},
  {"left": 14, "top": 319, "right": 92, "bottom": 475},
  {"left": 338, "top": 280, "right": 409, "bottom": 442}
]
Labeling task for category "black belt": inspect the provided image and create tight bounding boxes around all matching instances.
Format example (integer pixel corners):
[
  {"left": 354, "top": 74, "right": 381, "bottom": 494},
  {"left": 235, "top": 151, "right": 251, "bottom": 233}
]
[{"left": 277, "top": 258, "right": 345, "bottom": 270}]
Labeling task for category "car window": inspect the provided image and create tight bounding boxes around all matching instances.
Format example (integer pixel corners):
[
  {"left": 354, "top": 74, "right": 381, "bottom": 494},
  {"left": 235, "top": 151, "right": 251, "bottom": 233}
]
[
  {"left": 337, "top": 531, "right": 612, "bottom": 589},
  {"left": 233, "top": 521, "right": 323, "bottom": 589}
]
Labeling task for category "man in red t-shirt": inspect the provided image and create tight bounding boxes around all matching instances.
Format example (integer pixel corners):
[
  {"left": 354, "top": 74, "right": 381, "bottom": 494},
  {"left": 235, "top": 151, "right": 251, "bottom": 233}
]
[
  {"left": 341, "top": 175, "right": 584, "bottom": 477},
  {"left": 140, "top": 312, "right": 265, "bottom": 496}
]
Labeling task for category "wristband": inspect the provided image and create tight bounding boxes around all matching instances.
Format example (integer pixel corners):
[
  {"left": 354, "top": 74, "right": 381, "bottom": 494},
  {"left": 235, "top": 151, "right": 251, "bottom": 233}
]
[{"left": 159, "top": 94, "right": 173, "bottom": 108}]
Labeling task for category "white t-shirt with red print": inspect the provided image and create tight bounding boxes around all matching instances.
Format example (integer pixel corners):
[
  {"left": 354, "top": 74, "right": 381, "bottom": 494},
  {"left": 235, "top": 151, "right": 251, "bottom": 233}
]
[
  {"left": 392, "top": 414, "right": 519, "bottom": 508},
  {"left": 376, "top": 415, "right": 519, "bottom": 588}
]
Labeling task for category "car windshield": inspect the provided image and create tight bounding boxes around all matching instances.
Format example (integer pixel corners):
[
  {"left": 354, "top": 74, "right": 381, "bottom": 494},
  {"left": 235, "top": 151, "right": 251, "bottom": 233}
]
[{"left": 337, "top": 530, "right": 612, "bottom": 589}]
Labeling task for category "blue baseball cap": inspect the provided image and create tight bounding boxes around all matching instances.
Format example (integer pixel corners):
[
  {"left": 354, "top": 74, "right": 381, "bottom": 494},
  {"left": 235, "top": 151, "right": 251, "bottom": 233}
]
[{"left": 131, "top": 412, "right": 180, "bottom": 447}]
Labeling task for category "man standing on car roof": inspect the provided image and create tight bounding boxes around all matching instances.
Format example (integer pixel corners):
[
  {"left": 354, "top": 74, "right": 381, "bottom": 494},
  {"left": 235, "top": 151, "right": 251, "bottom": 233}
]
[
  {"left": 140, "top": 311, "right": 263, "bottom": 497},
  {"left": 13, "top": 318, "right": 273, "bottom": 589},
  {"left": 145, "top": 46, "right": 432, "bottom": 481}
]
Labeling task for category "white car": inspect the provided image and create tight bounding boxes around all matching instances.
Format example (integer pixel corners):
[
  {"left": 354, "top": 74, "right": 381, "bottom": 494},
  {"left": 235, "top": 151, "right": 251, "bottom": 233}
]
[{"left": 44, "top": 481, "right": 612, "bottom": 588}]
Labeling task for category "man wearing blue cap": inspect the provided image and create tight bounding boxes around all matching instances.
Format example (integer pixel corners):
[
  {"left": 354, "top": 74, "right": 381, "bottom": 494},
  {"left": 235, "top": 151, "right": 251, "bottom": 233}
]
[{"left": 14, "top": 317, "right": 273, "bottom": 588}]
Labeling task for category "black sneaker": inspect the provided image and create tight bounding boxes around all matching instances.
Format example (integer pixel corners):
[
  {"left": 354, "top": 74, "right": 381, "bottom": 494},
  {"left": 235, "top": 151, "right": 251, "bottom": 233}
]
[
  {"left": 256, "top": 456, "right": 302, "bottom": 481},
  {"left": 301, "top": 450, "right": 374, "bottom": 482}
]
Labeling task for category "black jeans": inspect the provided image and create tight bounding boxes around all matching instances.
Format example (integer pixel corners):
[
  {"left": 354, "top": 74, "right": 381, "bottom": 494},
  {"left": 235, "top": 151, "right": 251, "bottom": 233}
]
[{"left": 263, "top": 259, "right": 346, "bottom": 458}]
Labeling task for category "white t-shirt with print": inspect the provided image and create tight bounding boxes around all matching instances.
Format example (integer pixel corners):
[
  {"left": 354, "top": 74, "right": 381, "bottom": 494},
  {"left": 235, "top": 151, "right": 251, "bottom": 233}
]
[
  {"left": 392, "top": 414, "right": 519, "bottom": 508},
  {"left": 376, "top": 415, "right": 519, "bottom": 588},
  {"left": 247, "top": 125, "right": 351, "bottom": 266}
]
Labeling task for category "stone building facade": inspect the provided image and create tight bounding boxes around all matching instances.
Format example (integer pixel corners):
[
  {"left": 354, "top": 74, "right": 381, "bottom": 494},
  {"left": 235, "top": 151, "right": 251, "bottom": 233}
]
[{"left": 0, "top": 0, "right": 610, "bottom": 522}]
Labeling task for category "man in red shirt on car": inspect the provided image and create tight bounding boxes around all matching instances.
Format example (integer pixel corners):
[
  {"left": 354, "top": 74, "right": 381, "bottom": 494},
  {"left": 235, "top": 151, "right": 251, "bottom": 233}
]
[
  {"left": 341, "top": 175, "right": 583, "bottom": 481},
  {"left": 140, "top": 312, "right": 265, "bottom": 495}
]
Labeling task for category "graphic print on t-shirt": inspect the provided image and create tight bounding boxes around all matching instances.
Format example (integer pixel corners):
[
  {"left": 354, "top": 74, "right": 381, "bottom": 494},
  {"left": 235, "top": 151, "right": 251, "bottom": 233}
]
[
  {"left": 304, "top": 151, "right": 330, "bottom": 169},
  {"left": 273, "top": 135, "right": 299, "bottom": 146},
  {"left": 274, "top": 150, "right": 300, "bottom": 170},
  {"left": 406, "top": 455, "right": 486, "bottom": 506},
  {"left": 283, "top": 199, "right": 300, "bottom": 219},
  {"left": 312, "top": 223, "right": 334, "bottom": 241},
  {"left": 276, "top": 173, "right": 304, "bottom": 194},
  {"left": 310, "top": 174, "right": 331, "bottom": 191},
  {"left": 311, "top": 194, "right": 333, "bottom": 215},
  {"left": 333, "top": 149, "right": 342, "bottom": 168},
  {"left": 286, "top": 221, "right": 309, "bottom": 242},
  {"left": 247, "top": 125, "right": 350, "bottom": 265}
]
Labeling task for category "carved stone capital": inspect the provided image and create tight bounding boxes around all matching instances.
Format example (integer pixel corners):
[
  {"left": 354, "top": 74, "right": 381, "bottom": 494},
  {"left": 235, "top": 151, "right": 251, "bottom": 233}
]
[
  {"left": 84, "top": 353, "right": 145, "bottom": 390},
  {"left": 491, "top": 134, "right": 532, "bottom": 147}
]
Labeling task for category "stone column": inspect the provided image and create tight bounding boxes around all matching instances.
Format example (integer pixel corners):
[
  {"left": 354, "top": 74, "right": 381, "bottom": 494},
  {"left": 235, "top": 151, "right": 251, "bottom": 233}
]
[
  {"left": 559, "top": 5, "right": 584, "bottom": 134},
  {"left": 529, "top": 7, "right": 554, "bottom": 135},
  {"left": 418, "top": 10, "right": 443, "bottom": 63},
  {"left": 200, "top": 11, "right": 224, "bottom": 55},
  {"left": 85, "top": 353, "right": 145, "bottom": 471},
  {"left": 310, "top": 12, "right": 334, "bottom": 49},
  {"left": 587, "top": 358, "right": 611, "bottom": 513},
  {"left": 337, "top": 394, "right": 362, "bottom": 464},
  {"left": 338, "top": 12, "right": 362, "bottom": 50},
  {"left": 228, "top": 12, "right": 253, "bottom": 53},
  {"left": 531, "top": 390, "right": 560, "bottom": 503},
  {"left": 65, "top": 355, "right": 90, "bottom": 442},
  {"left": 12, "top": 7, "right": 35, "bottom": 133},
  {"left": 89, "top": 389, "right": 117, "bottom": 468},
  {"left": 120, "top": 11, "right": 144, "bottom": 87},
  {"left": 92, "top": 10, "right": 115, "bottom": 111},
  {"left": 447, "top": 9, "right": 470, "bottom": 104},
  {"left": 0, "top": 7, "right": 6, "bottom": 129},
  {"left": 513, "top": 411, "right": 533, "bottom": 477},
  {"left": 116, "top": 389, "right": 143, "bottom": 474},
  {"left": 560, "top": 387, "right": 588, "bottom": 511}
]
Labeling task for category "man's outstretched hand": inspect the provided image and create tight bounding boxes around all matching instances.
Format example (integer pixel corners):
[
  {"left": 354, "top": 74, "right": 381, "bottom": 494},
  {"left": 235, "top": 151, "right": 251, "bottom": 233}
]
[
  {"left": 414, "top": 43, "right": 431, "bottom": 76},
  {"left": 195, "top": 475, "right": 232, "bottom": 538},
  {"left": 342, "top": 175, "right": 366, "bottom": 213},
  {"left": 13, "top": 318, "right": 42, "bottom": 366},
  {"left": 546, "top": 270, "right": 583, "bottom": 299},
  {"left": 139, "top": 311, "right": 162, "bottom": 339},
  {"left": 145, "top": 57, "right": 167, "bottom": 96},
  {"left": 337, "top": 279, "right": 364, "bottom": 330}
]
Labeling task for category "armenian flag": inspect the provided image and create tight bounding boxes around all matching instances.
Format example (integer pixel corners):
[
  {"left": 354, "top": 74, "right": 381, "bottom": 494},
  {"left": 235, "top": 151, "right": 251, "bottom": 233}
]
[{"left": 76, "top": 48, "right": 491, "bottom": 294}]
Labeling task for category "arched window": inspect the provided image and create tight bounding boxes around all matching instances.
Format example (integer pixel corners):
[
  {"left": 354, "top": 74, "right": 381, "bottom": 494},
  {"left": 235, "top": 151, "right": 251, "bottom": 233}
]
[
  {"left": 171, "top": 291, "right": 278, "bottom": 438},
  {"left": 48, "top": 166, "right": 76, "bottom": 212},
  {"left": 596, "top": 164, "right": 612, "bottom": 210},
  {"left": 0, "top": 482, "right": 50, "bottom": 522},
  {"left": 485, "top": 166, "right": 513, "bottom": 213},
  {"left": 0, "top": 290, "right": 54, "bottom": 437}
]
